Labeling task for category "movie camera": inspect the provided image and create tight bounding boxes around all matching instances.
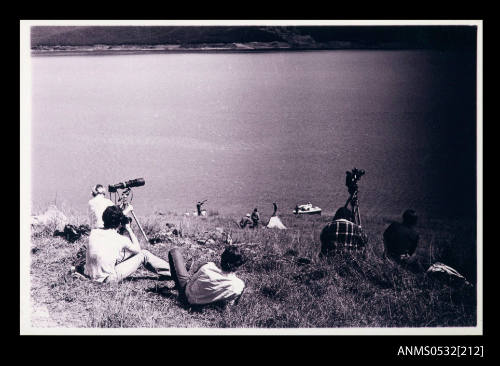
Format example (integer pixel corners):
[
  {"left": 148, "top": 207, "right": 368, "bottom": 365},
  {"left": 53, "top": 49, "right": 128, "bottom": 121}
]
[
  {"left": 108, "top": 178, "right": 148, "bottom": 242},
  {"left": 345, "top": 168, "right": 365, "bottom": 195},
  {"left": 344, "top": 168, "right": 365, "bottom": 226}
]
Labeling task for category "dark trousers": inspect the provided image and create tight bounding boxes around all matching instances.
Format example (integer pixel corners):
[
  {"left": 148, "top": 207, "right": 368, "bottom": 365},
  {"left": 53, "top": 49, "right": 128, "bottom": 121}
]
[{"left": 168, "top": 248, "right": 190, "bottom": 297}]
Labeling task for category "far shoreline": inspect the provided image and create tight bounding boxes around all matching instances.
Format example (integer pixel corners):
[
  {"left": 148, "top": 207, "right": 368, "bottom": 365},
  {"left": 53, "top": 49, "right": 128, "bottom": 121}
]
[{"left": 30, "top": 42, "right": 453, "bottom": 57}]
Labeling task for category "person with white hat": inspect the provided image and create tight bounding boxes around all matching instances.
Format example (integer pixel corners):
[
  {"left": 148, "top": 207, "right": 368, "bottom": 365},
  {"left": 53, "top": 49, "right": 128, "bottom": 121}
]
[{"left": 88, "top": 184, "right": 115, "bottom": 229}]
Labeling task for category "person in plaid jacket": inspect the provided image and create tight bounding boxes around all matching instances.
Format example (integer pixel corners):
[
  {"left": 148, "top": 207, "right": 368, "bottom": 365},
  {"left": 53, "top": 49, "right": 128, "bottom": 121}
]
[{"left": 320, "top": 207, "right": 368, "bottom": 257}]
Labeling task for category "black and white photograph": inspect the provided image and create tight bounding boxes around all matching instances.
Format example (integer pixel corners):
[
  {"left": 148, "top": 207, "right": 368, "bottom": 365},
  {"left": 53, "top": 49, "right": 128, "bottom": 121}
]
[{"left": 20, "top": 20, "right": 482, "bottom": 335}]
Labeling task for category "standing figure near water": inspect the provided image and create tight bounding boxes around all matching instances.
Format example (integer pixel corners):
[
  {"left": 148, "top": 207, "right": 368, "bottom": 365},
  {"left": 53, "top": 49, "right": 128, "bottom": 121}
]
[
  {"left": 267, "top": 202, "right": 287, "bottom": 229},
  {"left": 88, "top": 184, "right": 114, "bottom": 229},
  {"left": 251, "top": 208, "right": 260, "bottom": 228},
  {"left": 272, "top": 202, "right": 278, "bottom": 217},
  {"left": 196, "top": 199, "right": 207, "bottom": 216}
]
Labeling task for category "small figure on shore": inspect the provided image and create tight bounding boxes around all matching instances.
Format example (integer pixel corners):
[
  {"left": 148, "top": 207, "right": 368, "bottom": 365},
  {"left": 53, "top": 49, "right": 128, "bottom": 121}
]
[
  {"left": 239, "top": 213, "right": 253, "bottom": 228},
  {"left": 383, "top": 209, "right": 422, "bottom": 272},
  {"left": 168, "top": 245, "right": 246, "bottom": 306},
  {"left": 85, "top": 205, "right": 171, "bottom": 283},
  {"left": 88, "top": 184, "right": 114, "bottom": 229},
  {"left": 196, "top": 199, "right": 207, "bottom": 216},
  {"left": 267, "top": 202, "right": 287, "bottom": 229},
  {"left": 251, "top": 208, "right": 260, "bottom": 228},
  {"left": 319, "top": 207, "right": 367, "bottom": 257}
]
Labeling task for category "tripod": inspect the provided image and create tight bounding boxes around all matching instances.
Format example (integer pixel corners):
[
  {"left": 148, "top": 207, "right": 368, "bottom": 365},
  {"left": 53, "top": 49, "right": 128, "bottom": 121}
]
[
  {"left": 345, "top": 189, "right": 362, "bottom": 227},
  {"left": 111, "top": 187, "right": 149, "bottom": 242}
]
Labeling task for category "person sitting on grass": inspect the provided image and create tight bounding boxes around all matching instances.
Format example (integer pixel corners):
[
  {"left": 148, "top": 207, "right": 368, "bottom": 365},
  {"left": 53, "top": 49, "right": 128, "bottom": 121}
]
[
  {"left": 239, "top": 213, "right": 253, "bottom": 228},
  {"left": 319, "top": 207, "right": 368, "bottom": 258},
  {"left": 85, "top": 205, "right": 171, "bottom": 283},
  {"left": 383, "top": 209, "right": 423, "bottom": 272},
  {"left": 168, "top": 245, "right": 246, "bottom": 306}
]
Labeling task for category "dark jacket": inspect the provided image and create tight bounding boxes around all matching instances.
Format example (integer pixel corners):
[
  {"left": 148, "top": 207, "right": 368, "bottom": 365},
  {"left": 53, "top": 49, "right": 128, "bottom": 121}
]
[{"left": 383, "top": 222, "right": 419, "bottom": 259}]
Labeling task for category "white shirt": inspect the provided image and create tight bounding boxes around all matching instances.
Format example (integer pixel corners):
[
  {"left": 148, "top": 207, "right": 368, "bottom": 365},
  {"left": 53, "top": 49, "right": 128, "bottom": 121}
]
[
  {"left": 88, "top": 194, "right": 115, "bottom": 229},
  {"left": 185, "top": 262, "right": 245, "bottom": 305},
  {"left": 84, "top": 229, "right": 138, "bottom": 282}
]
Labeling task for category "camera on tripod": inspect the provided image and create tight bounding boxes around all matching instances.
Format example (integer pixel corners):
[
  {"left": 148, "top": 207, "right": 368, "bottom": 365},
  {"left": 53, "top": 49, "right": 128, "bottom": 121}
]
[
  {"left": 345, "top": 168, "right": 365, "bottom": 195},
  {"left": 108, "top": 177, "right": 149, "bottom": 242}
]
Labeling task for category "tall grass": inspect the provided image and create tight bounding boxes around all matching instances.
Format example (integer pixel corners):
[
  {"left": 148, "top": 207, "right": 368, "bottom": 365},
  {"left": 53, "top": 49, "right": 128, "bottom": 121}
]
[{"left": 29, "top": 206, "right": 477, "bottom": 328}]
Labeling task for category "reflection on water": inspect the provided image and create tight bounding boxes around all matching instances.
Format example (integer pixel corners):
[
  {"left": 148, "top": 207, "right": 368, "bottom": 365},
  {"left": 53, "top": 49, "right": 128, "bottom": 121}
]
[{"left": 31, "top": 50, "right": 476, "bottom": 219}]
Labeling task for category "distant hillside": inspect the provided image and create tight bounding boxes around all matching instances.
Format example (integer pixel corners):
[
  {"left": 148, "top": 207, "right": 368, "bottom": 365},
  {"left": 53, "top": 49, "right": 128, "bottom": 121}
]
[
  {"left": 31, "top": 26, "right": 285, "bottom": 47},
  {"left": 30, "top": 25, "right": 476, "bottom": 50}
]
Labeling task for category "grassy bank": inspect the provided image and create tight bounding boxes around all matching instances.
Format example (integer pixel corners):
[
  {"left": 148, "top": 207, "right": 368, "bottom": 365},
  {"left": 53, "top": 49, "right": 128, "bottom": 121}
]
[{"left": 29, "top": 208, "right": 477, "bottom": 329}]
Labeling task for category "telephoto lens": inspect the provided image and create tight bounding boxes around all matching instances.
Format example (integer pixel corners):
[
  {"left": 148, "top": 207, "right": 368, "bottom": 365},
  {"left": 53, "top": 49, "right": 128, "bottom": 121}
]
[
  {"left": 109, "top": 178, "right": 145, "bottom": 192},
  {"left": 123, "top": 178, "right": 145, "bottom": 189}
]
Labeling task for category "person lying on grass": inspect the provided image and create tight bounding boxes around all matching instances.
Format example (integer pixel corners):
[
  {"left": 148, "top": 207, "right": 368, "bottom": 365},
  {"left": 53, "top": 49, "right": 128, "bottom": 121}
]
[
  {"left": 84, "top": 205, "right": 171, "bottom": 283},
  {"left": 168, "top": 245, "right": 246, "bottom": 306},
  {"left": 319, "top": 207, "right": 368, "bottom": 258}
]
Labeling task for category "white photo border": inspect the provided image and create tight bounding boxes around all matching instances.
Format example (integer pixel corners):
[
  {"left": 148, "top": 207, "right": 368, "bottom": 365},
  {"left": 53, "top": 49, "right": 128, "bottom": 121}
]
[{"left": 20, "top": 19, "right": 483, "bottom": 336}]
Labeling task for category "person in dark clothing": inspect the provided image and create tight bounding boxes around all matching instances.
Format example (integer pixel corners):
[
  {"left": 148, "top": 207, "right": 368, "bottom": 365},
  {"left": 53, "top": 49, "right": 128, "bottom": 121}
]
[
  {"left": 196, "top": 200, "right": 207, "bottom": 216},
  {"left": 272, "top": 202, "right": 278, "bottom": 217},
  {"left": 319, "top": 207, "right": 367, "bottom": 257},
  {"left": 383, "top": 209, "right": 419, "bottom": 262},
  {"left": 251, "top": 208, "right": 260, "bottom": 228}
]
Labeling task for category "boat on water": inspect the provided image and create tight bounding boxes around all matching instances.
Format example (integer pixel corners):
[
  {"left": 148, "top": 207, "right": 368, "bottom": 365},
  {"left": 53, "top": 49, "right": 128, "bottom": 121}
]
[{"left": 293, "top": 203, "right": 322, "bottom": 215}]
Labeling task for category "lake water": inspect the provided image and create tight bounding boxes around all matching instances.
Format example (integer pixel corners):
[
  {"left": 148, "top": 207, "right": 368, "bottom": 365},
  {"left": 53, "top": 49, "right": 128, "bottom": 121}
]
[{"left": 30, "top": 50, "right": 476, "bottom": 220}]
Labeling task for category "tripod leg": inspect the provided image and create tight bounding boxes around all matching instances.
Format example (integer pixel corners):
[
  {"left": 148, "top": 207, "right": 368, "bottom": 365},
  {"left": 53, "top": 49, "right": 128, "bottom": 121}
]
[{"left": 130, "top": 210, "right": 149, "bottom": 243}]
